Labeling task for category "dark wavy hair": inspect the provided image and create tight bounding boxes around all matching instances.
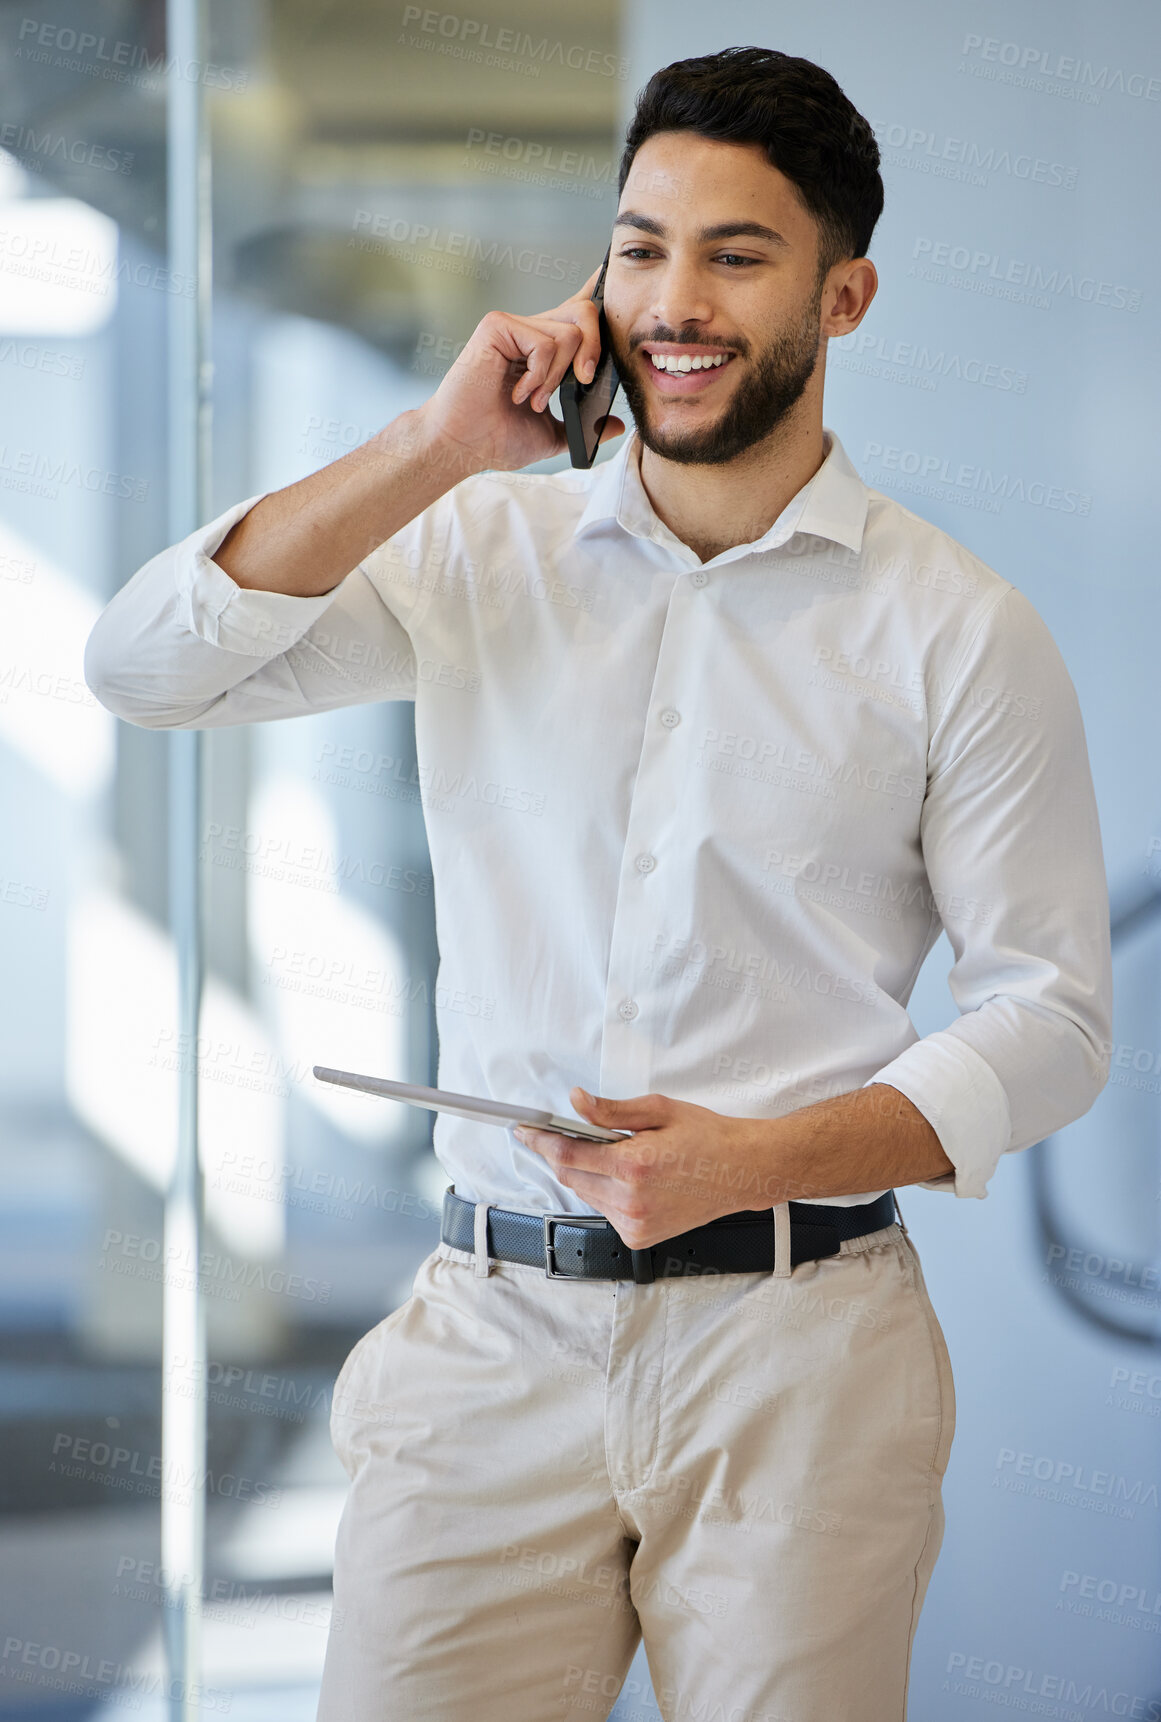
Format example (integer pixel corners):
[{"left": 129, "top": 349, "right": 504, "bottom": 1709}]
[{"left": 617, "top": 47, "right": 883, "bottom": 283}]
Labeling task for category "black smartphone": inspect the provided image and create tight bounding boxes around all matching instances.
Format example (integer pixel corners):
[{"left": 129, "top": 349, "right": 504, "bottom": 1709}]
[{"left": 559, "top": 246, "right": 620, "bottom": 469}]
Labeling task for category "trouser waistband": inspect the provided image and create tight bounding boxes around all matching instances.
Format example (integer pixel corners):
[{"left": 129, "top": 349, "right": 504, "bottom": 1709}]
[{"left": 441, "top": 1188, "right": 898, "bottom": 1282}]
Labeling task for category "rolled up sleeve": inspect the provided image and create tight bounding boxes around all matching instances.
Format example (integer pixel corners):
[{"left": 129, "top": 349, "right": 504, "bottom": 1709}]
[
  {"left": 84, "top": 492, "right": 433, "bottom": 729},
  {"left": 864, "top": 585, "right": 1112, "bottom": 1198}
]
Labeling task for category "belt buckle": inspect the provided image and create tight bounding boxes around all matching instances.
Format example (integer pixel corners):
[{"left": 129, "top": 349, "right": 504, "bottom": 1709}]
[{"left": 543, "top": 1213, "right": 610, "bottom": 1279}]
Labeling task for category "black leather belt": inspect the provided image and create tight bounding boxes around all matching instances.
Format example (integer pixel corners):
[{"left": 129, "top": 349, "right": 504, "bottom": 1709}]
[{"left": 441, "top": 1188, "right": 897, "bottom": 1282}]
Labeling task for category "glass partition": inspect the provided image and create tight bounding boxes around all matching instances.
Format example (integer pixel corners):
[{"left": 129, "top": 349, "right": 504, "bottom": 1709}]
[{"left": 0, "top": 0, "right": 626, "bottom": 1713}]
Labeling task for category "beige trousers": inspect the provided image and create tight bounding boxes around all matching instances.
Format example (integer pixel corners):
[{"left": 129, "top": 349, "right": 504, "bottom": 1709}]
[{"left": 318, "top": 1203, "right": 955, "bottom": 1722}]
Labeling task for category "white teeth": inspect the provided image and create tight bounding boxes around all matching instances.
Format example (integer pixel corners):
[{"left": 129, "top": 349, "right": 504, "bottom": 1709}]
[{"left": 649, "top": 352, "right": 729, "bottom": 373}]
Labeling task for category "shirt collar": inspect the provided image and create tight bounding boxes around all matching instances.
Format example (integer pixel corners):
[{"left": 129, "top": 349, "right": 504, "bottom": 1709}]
[{"left": 573, "top": 423, "right": 868, "bottom": 558}]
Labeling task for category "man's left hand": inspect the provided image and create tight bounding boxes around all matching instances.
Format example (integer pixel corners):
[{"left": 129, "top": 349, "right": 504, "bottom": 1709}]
[{"left": 513, "top": 1088, "right": 779, "bottom": 1249}]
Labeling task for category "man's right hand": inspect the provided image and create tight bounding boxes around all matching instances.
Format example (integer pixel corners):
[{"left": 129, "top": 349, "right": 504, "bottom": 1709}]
[
  {"left": 414, "top": 265, "right": 627, "bottom": 475},
  {"left": 212, "top": 266, "right": 629, "bottom": 599}
]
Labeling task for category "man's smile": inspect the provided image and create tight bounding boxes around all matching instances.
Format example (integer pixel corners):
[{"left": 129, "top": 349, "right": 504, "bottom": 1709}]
[{"left": 638, "top": 344, "right": 739, "bottom": 394}]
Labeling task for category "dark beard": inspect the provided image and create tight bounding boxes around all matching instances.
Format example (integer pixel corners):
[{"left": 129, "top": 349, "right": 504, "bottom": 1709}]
[{"left": 611, "top": 282, "right": 825, "bottom": 467}]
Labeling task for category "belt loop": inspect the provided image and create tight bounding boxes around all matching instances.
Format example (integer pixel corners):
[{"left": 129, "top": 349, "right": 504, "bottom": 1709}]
[
  {"left": 892, "top": 1190, "right": 908, "bottom": 1237},
  {"left": 771, "top": 1203, "right": 792, "bottom": 1278},
  {"left": 473, "top": 1202, "right": 492, "bottom": 1278}
]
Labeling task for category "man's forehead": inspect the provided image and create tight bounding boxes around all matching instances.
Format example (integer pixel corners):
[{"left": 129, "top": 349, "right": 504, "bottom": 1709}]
[{"left": 620, "top": 138, "right": 803, "bottom": 224}]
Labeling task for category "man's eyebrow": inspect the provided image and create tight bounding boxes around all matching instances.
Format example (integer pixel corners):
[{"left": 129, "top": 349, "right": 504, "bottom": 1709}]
[{"left": 612, "top": 212, "right": 791, "bottom": 249}]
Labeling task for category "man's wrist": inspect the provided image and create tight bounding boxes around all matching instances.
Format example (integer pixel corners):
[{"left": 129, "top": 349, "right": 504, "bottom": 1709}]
[
  {"left": 733, "top": 1112, "right": 801, "bottom": 1208},
  {"left": 673, "top": 1113, "right": 800, "bottom": 1217},
  {"left": 389, "top": 404, "right": 487, "bottom": 490},
  {"left": 730, "top": 1085, "right": 954, "bottom": 1206}
]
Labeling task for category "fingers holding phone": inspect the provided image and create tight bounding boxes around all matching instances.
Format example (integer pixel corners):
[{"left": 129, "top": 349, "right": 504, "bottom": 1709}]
[
  {"left": 558, "top": 246, "right": 623, "bottom": 469},
  {"left": 415, "top": 263, "right": 625, "bottom": 476}
]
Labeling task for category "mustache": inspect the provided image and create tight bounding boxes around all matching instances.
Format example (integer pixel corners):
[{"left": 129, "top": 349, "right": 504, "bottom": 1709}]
[{"left": 627, "top": 330, "right": 748, "bottom": 356}]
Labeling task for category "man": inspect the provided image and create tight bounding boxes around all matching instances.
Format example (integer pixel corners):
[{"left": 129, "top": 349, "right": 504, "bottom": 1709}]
[{"left": 85, "top": 45, "right": 1112, "bottom": 1722}]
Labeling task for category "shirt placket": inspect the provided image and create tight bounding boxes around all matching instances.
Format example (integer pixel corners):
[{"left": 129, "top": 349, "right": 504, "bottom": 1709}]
[{"left": 599, "top": 551, "right": 714, "bottom": 1101}]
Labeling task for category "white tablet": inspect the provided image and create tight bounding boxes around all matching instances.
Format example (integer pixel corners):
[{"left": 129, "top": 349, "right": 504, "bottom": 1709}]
[{"left": 312, "top": 1067, "right": 632, "bottom": 1144}]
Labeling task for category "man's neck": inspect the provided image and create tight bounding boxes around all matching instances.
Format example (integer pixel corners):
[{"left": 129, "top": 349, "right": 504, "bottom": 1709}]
[{"left": 635, "top": 416, "right": 828, "bottom": 566}]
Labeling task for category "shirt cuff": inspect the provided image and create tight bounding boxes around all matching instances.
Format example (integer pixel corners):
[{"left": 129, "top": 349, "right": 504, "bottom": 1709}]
[
  {"left": 175, "top": 493, "right": 352, "bottom": 659},
  {"left": 862, "top": 1030, "right": 1012, "bottom": 1199}
]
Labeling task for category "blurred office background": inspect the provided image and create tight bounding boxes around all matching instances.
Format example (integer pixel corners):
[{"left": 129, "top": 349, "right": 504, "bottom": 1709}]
[{"left": 0, "top": 0, "right": 1157, "bottom": 1713}]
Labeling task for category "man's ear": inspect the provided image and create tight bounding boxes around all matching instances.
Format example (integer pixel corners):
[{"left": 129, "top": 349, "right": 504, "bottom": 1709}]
[{"left": 821, "top": 257, "right": 878, "bottom": 339}]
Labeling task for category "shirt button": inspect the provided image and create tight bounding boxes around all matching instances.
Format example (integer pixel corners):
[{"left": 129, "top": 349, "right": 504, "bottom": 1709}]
[
  {"left": 635, "top": 854, "right": 656, "bottom": 874},
  {"left": 690, "top": 570, "right": 709, "bottom": 587},
  {"left": 618, "top": 1000, "right": 639, "bottom": 1022},
  {"left": 660, "top": 708, "right": 681, "bottom": 728}
]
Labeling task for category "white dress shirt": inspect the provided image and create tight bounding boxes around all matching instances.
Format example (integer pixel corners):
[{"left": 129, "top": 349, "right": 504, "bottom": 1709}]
[{"left": 84, "top": 425, "right": 1112, "bottom": 1214}]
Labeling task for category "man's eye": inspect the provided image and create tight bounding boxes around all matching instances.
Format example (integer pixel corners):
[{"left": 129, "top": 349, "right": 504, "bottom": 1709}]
[{"left": 616, "top": 248, "right": 759, "bottom": 266}]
